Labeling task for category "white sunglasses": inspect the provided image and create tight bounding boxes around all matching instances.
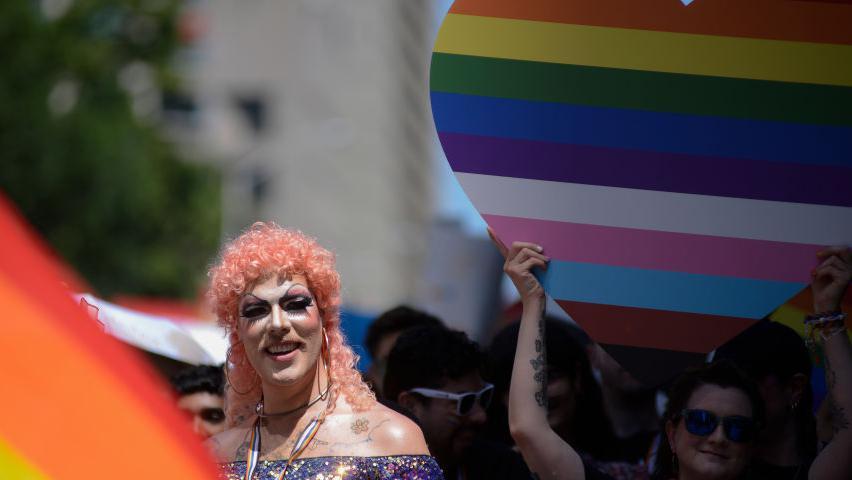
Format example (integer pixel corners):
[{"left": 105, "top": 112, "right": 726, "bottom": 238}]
[{"left": 408, "top": 383, "right": 495, "bottom": 416}]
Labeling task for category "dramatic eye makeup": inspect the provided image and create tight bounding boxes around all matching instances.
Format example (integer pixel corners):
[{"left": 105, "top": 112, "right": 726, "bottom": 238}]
[
  {"left": 280, "top": 285, "right": 313, "bottom": 311},
  {"left": 239, "top": 298, "right": 270, "bottom": 319},
  {"left": 281, "top": 294, "right": 313, "bottom": 311},
  {"left": 239, "top": 284, "right": 314, "bottom": 320}
]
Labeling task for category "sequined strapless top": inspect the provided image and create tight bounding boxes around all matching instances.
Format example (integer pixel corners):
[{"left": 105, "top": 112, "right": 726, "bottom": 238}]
[{"left": 219, "top": 455, "right": 444, "bottom": 479}]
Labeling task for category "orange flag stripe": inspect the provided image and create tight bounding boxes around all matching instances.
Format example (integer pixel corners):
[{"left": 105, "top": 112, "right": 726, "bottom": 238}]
[
  {"left": 0, "top": 273, "right": 216, "bottom": 478},
  {"left": 449, "top": 0, "right": 852, "bottom": 45},
  {"left": 0, "top": 197, "right": 211, "bottom": 452},
  {"left": 0, "top": 196, "right": 216, "bottom": 478}
]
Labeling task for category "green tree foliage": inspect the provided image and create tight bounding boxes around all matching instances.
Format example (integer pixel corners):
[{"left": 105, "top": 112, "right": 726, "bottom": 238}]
[{"left": 0, "top": 0, "right": 221, "bottom": 299}]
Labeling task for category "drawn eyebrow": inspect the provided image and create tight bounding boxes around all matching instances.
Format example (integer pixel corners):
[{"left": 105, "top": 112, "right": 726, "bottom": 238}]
[
  {"left": 284, "top": 284, "right": 311, "bottom": 296},
  {"left": 240, "top": 284, "right": 311, "bottom": 307},
  {"left": 240, "top": 293, "right": 264, "bottom": 304}
]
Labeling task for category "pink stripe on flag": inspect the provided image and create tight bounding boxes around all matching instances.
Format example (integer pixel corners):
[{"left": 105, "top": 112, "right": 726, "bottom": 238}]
[{"left": 484, "top": 214, "right": 821, "bottom": 283}]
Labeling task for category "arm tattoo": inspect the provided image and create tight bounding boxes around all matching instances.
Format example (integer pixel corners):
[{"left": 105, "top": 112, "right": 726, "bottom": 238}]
[
  {"left": 829, "top": 404, "right": 850, "bottom": 434},
  {"left": 825, "top": 356, "right": 850, "bottom": 433},
  {"left": 530, "top": 316, "right": 548, "bottom": 408}
]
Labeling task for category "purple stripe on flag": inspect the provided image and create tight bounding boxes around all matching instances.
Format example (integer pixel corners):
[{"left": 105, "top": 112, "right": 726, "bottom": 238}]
[
  {"left": 484, "top": 214, "right": 820, "bottom": 283},
  {"left": 441, "top": 132, "right": 852, "bottom": 207}
]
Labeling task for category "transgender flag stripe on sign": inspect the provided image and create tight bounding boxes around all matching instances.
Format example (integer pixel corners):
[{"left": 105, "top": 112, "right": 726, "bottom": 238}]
[
  {"left": 481, "top": 215, "right": 820, "bottom": 284},
  {"left": 458, "top": 174, "right": 852, "bottom": 245},
  {"left": 431, "top": 0, "right": 852, "bottom": 381}
]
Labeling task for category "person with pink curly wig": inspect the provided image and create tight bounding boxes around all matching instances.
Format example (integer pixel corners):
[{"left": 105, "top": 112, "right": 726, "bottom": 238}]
[{"left": 207, "top": 223, "right": 443, "bottom": 479}]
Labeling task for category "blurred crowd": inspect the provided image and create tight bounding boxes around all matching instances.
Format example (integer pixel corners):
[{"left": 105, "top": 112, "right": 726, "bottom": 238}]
[{"left": 163, "top": 238, "right": 851, "bottom": 480}]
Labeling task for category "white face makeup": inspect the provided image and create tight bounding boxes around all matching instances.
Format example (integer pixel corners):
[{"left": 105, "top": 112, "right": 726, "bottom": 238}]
[{"left": 237, "top": 274, "right": 323, "bottom": 388}]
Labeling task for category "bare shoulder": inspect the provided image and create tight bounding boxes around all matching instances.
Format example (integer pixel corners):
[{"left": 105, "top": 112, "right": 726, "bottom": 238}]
[
  {"left": 206, "top": 426, "right": 253, "bottom": 462},
  {"left": 357, "top": 402, "right": 430, "bottom": 455},
  {"left": 315, "top": 401, "right": 430, "bottom": 457}
]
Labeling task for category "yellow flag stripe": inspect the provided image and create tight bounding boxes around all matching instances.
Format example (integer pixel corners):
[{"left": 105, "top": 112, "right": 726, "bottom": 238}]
[
  {"left": 435, "top": 14, "right": 852, "bottom": 87},
  {"left": 0, "top": 437, "right": 48, "bottom": 480}
]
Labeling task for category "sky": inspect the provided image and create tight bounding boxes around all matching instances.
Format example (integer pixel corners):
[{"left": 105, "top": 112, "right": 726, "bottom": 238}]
[{"left": 430, "top": 0, "right": 489, "bottom": 237}]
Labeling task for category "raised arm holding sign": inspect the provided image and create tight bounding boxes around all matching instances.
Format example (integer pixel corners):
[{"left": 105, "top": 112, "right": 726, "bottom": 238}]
[
  {"left": 808, "top": 247, "right": 852, "bottom": 480},
  {"left": 493, "top": 227, "right": 852, "bottom": 480}
]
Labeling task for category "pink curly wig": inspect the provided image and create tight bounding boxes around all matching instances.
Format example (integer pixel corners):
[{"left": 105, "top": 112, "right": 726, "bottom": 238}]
[{"left": 208, "top": 222, "right": 375, "bottom": 426}]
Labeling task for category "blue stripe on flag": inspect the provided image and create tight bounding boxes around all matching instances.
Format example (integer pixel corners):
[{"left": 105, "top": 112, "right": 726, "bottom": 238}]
[
  {"left": 431, "top": 92, "right": 852, "bottom": 167},
  {"left": 537, "top": 259, "right": 804, "bottom": 318}
]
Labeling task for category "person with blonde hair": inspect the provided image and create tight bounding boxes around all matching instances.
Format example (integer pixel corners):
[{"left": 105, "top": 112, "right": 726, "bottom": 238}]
[{"left": 207, "top": 223, "right": 443, "bottom": 479}]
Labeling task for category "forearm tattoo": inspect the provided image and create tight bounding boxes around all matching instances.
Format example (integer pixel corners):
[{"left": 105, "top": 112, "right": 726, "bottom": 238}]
[
  {"left": 524, "top": 276, "right": 538, "bottom": 294},
  {"left": 530, "top": 316, "right": 548, "bottom": 408},
  {"left": 825, "top": 356, "right": 850, "bottom": 434}
]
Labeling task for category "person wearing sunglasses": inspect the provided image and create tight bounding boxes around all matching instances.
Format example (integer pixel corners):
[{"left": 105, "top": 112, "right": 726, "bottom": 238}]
[
  {"left": 493, "top": 229, "right": 852, "bottom": 480},
  {"left": 406, "top": 384, "right": 496, "bottom": 417},
  {"left": 490, "top": 231, "right": 766, "bottom": 480},
  {"left": 384, "top": 325, "right": 531, "bottom": 480},
  {"left": 653, "top": 361, "right": 764, "bottom": 480}
]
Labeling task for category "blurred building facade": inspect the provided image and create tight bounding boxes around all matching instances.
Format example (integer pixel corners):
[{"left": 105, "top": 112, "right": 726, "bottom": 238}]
[{"left": 173, "top": 0, "right": 442, "bottom": 312}]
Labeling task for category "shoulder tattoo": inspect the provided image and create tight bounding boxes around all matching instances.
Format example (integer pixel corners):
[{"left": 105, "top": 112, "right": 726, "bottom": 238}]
[{"left": 351, "top": 417, "right": 370, "bottom": 434}]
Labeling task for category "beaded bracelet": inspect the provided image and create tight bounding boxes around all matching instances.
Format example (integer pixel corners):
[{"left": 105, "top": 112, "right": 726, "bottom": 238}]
[
  {"left": 804, "top": 312, "right": 847, "bottom": 348},
  {"left": 804, "top": 311, "right": 846, "bottom": 326}
]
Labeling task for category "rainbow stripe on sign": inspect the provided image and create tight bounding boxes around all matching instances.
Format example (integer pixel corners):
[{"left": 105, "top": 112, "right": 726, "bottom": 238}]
[{"left": 431, "top": 0, "right": 852, "bottom": 377}]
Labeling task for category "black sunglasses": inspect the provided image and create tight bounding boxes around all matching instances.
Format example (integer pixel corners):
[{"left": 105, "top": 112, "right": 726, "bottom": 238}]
[{"left": 680, "top": 409, "right": 756, "bottom": 443}]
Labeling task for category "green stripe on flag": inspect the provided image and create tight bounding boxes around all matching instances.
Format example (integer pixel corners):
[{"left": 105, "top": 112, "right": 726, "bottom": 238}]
[{"left": 431, "top": 53, "right": 852, "bottom": 126}]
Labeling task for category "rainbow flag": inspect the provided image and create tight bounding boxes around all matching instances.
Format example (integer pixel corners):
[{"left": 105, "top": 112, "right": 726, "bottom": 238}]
[
  {"left": 0, "top": 195, "right": 217, "bottom": 478},
  {"left": 431, "top": 0, "right": 852, "bottom": 384}
]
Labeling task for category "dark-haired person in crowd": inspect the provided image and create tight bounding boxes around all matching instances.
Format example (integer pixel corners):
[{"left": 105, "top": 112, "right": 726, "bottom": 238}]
[
  {"left": 491, "top": 230, "right": 852, "bottom": 480},
  {"left": 170, "top": 365, "right": 227, "bottom": 439},
  {"left": 384, "top": 325, "right": 531, "bottom": 479},
  {"left": 364, "top": 305, "right": 444, "bottom": 399},
  {"left": 714, "top": 321, "right": 815, "bottom": 478},
  {"left": 715, "top": 246, "right": 852, "bottom": 479},
  {"left": 651, "top": 361, "right": 764, "bottom": 480},
  {"left": 485, "top": 318, "right": 622, "bottom": 463},
  {"left": 589, "top": 344, "right": 660, "bottom": 465},
  {"left": 488, "top": 317, "right": 657, "bottom": 470}
]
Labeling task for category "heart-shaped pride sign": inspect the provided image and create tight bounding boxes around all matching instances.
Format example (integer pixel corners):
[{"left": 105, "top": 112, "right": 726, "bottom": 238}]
[{"left": 431, "top": 0, "right": 852, "bottom": 385}]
